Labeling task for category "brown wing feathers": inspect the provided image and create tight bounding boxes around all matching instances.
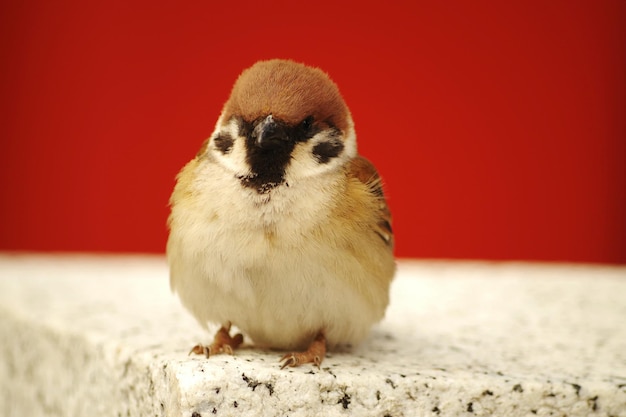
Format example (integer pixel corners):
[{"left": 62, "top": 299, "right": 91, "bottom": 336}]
[{"left": 348, "top": 156, "right": 394, "bottom": 247}]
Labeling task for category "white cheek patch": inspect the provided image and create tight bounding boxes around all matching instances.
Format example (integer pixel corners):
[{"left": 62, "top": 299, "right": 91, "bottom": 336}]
[
  {"left": 207, "top": 118, "right": 252, "bottom": 177},
  {"left": 286, "top": 121, "right": 357, "bottom": 181},
  {"left": 342, "top": 123, "right": 358, "bottom": 159}
]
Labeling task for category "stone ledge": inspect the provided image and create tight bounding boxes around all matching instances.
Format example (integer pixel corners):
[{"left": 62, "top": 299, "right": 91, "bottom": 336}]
[{"left": 1, "top": 254, "right": 625, "bottom": 416}]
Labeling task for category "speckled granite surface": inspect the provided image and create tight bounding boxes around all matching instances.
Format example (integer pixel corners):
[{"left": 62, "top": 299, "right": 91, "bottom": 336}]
[{"left": 0, "top": 254, "right": 625, "bottom": 417}]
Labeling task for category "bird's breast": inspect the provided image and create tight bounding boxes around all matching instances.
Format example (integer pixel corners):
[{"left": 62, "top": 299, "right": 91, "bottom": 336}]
[{"left": 168, "top": 160, "right": 392, "bottom": 348}]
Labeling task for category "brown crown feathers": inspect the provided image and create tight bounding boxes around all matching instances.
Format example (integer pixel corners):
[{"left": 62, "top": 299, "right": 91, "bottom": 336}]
[{"left": 222, "top": 59, "right": 350, "bottom": 132}]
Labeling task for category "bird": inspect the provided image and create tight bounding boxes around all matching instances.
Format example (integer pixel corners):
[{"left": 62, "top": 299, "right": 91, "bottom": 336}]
[{"left": 166, "top": 59, "right": 395, "bottom": 369}]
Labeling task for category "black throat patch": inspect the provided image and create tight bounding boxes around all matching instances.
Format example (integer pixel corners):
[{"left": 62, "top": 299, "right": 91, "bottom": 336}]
[
  {"left": 237, "top": 116, "right": 322, "bottom": 194},
  {"left": 242, "top": 142, "right": 294, "bottom": 193},
  {"left": 238, "top": 119, "right": 293, "bottom": 194}
]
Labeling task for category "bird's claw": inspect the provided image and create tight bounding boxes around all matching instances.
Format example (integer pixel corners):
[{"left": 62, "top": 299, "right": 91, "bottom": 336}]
[
  {"left": 278, "top": 331, "right": 326, "bottom": 369},
  {"left": 280, "top": 352, "right": 322, "bottom": 369},
  {"left": 188, "top": 344, "right": 208, "bottom": 356},
  {"left": 188, "top": 323, "right": 243, "bottom": 358}
]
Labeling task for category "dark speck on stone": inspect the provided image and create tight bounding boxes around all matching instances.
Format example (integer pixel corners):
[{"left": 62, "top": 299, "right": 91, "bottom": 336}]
[
  {"left": 192, "top": 413, "right": 201, "bottom": 417},
  {"left": 587, "top": 395, "right": 598, "bottom": 411},
  {"left": 338, "top": 392, "right": 351, "bottom": 409},
  {"left": 482, "top": 390, "right": 494, "bottom": 396},
  {"left": 385, "top": 378, "right": 397, "bottom": 389},
  {"left": 513, "top": 384, "right": 523, "bottom": 393},
  {"left": 467, "top": 402, "right": 474, "bottom": 413},
  {"left": 570, "top": 383, "right": 582, "bottom": 396},
  {"left": 212, "top": 408, "right": 217, "bottom": 414},
  {"left": 242, "top": 373, "right": 261, "bottom": 391},
  {"left": 432, "top": 406, "right": 441, "bottom": 414}
]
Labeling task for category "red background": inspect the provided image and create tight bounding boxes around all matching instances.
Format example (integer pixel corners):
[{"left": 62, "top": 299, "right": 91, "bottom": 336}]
[{"left": 1, "top": 1, "right": 625, "bottom": 263}]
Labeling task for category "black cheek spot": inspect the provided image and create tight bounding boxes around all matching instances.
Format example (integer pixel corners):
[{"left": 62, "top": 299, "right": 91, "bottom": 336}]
[
  {"left": 312, "top": 140, "right": 344, "bottom": 164},
  {"left": 213, "top": 133, "right": 234, "bottom": 154}
]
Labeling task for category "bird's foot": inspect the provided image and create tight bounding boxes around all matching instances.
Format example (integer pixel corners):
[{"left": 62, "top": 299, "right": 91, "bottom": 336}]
[
  {"left": 189, "top": 322, "right": 244, "bottom": 358},
  {"left": 280, "top": 331, "right": 327, "bottom": 369}
]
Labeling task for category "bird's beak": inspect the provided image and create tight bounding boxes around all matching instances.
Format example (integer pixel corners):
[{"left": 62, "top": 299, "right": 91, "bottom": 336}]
[{"left": 254, "top": 115, "right": 289, "bottom": 148}]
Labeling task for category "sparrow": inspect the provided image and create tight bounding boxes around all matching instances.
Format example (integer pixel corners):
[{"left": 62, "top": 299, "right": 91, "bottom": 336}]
[{"left": 166, "top": 59, "right": 395, "bottom": 368}]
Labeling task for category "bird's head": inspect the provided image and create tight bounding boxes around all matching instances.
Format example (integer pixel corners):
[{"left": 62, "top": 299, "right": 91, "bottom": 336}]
[{"left": 203, "top": 59, "right": 357, "bottom": 194}]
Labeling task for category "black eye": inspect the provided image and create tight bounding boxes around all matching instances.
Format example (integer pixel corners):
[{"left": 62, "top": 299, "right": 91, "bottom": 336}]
[
  {"left": 301, "top": 116, "right": 314, "bottom": 131},
  {"left": 237, "top": 117, "right": 254, "bottom": 138},
  {"left": 293, "top": 116, "right": 318, "bottom": 142}
]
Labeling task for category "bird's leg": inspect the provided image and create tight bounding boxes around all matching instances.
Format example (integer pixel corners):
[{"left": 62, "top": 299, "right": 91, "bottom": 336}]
[
  {"left": 189, "top": 322, "right": 244, "bottom": 358},
  {"left": 280, "top": 331, "right": 327, "bottom": 369}
]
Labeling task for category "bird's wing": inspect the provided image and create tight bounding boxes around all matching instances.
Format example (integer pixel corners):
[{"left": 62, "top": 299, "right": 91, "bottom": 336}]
[{"left": 347, "top": 156, "right": 394, "bottom": 248}]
